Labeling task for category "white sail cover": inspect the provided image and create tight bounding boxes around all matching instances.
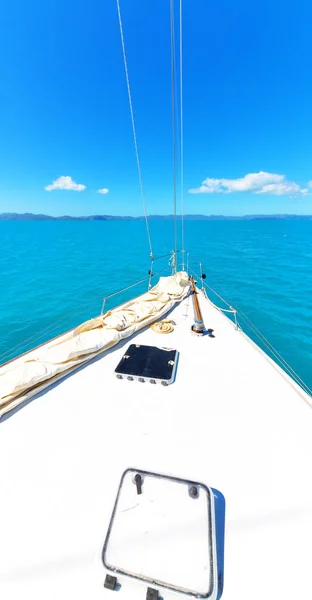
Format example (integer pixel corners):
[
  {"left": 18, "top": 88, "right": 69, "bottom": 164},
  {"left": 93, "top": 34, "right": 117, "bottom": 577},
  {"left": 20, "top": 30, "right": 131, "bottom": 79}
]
[{"left": 0, "top": 272, "right": 190, "bottom": 417}]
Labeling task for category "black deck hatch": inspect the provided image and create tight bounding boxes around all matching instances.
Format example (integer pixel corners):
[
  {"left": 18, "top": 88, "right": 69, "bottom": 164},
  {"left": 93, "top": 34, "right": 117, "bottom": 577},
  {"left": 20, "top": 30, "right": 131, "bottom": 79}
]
[{"left": 114, "top": 344, "right": 178, "bottom": 385}]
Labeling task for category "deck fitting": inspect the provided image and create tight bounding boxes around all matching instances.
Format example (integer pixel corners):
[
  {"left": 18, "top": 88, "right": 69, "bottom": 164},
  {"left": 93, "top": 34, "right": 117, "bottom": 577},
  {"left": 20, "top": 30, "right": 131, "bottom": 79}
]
[
  {"left": 189, "top": 276, "right": 206, "bottom": 335},
  {"left": 146, "top": 588, "right": 159, "bottom": 600},
  {"left": 104, "top": 575, "right": 117, "bottom": 591},
  {"left": 134, "top": 473, "right": 143, "bottom": 495}
]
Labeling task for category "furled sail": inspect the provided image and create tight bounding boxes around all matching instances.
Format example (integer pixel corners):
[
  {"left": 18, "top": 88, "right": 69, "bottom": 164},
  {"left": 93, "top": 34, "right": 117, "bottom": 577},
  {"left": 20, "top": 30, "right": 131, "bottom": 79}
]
[{"left": 0, "top": 273, "right": 189, "bottom": 418}]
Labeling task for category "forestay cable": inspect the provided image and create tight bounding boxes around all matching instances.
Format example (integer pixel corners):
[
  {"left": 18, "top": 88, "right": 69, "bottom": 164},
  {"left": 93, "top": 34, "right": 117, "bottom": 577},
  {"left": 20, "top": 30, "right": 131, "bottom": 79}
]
[
  {"left": 116, "top": 0, "right": 154, "bottom": 259},
  {"left": 170, "top": 0, "right": 178, "bottom": 270},
  {"left": 179, "top": 0, "right": 185, "bottom": 269}
]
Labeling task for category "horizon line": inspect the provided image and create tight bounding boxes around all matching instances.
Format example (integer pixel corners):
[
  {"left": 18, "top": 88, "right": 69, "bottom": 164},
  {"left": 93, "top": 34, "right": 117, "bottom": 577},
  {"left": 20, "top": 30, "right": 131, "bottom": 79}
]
[{"left": 1, "top": 211, "right": 312, "bottom": 221}]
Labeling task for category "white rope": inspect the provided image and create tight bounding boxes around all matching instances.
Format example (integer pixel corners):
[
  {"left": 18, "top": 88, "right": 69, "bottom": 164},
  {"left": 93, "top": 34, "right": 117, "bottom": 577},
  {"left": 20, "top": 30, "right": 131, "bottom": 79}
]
[
  {"left": 170, "top": 0, "right": 178, "bottom": 270},
  {"left": 115, "top": 0, "right": 153, "bottom": 259},
  {"left": 179, "top": 0, "right": 185, "bottom": 270}
]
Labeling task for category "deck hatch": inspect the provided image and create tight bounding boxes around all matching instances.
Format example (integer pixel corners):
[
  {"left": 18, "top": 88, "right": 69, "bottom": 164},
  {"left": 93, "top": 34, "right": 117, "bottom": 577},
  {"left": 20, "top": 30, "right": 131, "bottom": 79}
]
[
  {"left": 103, "top": 469, "right": 217, "bottom": 598},
  {"left": 114, "top": 344, "right": 178, "bottom": 385}
]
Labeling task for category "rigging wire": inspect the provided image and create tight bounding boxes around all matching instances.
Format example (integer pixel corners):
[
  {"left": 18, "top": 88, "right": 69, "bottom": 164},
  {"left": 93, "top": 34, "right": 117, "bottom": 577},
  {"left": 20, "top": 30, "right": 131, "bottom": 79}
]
[
  {"left": 0, "top": 298, "right": 100, "bottom": 364},
  {"left": 188, "top": 264, "right": 312, "bottom": 397},
  {"left": 237, "top": 313, "right": 312, "bottom": 396},
  {"left": 170, "top": 0, "right": 178, "bottom": 270},
  {"left": 0, "top": 267, "right": 172, "bottom": 365},
  {"left": 237, "top": 312, "right": 312, "bottom": 396},
  {"left": 179, "top": 0, "right": 185, "bottom": 270},
  {"left": 115, "top": 0, "right": 154, "bottom": 259}
]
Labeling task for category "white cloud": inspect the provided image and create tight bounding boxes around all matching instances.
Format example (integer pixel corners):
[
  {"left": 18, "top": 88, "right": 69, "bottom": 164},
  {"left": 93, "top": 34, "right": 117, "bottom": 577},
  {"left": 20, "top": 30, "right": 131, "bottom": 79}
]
[
  {"left": 189, "top": 171, "right": 309, "bottom": 196},
  {"left": 97, "top": 188, "right": 109, "bottom": 194},
  {"left": 308, "top": 181, "right": 312, "bottom": 188},
  {"left": 45, "top": 176, "right": 86, "bottom": 191},
  {"left": 256, "top": 182, "right": 308, "bottom": 195}
]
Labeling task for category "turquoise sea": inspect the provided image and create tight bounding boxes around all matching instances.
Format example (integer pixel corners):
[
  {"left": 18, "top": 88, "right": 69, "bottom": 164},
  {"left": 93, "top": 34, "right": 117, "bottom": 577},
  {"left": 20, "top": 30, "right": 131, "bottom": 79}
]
[{"left": 0, "top": 220, "right": 311, "bottom": 392}]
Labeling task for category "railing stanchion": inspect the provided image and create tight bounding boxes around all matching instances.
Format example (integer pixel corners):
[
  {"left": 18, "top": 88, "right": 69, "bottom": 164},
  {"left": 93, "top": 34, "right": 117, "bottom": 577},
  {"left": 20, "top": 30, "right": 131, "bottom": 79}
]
[{"left": 101, "top": 298, "right": 107, "bottom": 315}]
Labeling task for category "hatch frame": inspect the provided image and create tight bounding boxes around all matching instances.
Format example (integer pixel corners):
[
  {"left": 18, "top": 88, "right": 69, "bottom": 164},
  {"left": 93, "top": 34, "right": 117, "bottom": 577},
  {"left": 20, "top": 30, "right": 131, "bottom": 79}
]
[{"left": 102, "top": 468, "right": 217, "bottom": 599}]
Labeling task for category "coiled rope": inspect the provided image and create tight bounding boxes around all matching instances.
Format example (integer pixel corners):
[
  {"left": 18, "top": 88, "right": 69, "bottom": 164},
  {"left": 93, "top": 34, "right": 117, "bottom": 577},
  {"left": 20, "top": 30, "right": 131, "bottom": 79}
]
[{"left": 151, "top": 320, "right": 175, "bottom": 334}]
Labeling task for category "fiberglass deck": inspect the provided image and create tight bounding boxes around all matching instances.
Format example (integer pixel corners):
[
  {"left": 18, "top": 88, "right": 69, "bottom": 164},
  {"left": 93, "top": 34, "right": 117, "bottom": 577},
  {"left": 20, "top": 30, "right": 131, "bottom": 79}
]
[{"left": 1, "top": 290, "right": 312, "bottom": 600}]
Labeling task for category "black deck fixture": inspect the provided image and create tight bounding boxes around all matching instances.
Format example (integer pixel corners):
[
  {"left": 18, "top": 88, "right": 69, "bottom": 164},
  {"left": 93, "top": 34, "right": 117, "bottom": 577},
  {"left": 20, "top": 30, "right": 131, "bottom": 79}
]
[
  {"left": 146, "top": 587, "right": 159, "bottom": 600},
  {"left": 104, "top": 575, "right": 117, "bottom": 591},
  {"left": 115, "top": 344, "right": 178, "bottom": 385},
  {"left": 134, "top": 473, "right": 143, "bottom": 494}
]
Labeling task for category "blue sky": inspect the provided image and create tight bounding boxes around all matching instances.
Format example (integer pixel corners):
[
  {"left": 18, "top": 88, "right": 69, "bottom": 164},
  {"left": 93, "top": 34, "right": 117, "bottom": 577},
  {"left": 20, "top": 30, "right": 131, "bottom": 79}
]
[{"left": 1, "top": 0, "right": 312, "bottom": 216}]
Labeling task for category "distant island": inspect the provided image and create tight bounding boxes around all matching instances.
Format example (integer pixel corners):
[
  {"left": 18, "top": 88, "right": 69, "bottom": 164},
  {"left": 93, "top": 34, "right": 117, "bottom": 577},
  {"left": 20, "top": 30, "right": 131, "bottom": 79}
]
[{"left": 1, "top": 212, "right": 312, "bottom": 221}]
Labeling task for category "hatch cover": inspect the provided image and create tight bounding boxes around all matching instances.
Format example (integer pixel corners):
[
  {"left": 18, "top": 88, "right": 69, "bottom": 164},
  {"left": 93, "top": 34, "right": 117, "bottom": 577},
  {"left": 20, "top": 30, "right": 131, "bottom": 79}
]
[
  {"left": 103, "top": 469, "right": 216, "bottom": 597},
  {"left": 115, "top": 344, "right": 178, "bottom": 385}
]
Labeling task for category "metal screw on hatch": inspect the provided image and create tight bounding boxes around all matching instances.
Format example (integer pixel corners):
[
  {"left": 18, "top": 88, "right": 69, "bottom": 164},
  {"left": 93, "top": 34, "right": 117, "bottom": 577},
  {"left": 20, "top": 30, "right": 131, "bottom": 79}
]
[{"left": 189, "top": 485, "right": 199, "bottom": 499}]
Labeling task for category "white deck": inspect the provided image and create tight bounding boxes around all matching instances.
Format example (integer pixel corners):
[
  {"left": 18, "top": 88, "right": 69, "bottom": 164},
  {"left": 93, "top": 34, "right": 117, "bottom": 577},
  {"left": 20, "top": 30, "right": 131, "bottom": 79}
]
[{"left": 1, "top": 290, "right": 312, "bottom": 600}]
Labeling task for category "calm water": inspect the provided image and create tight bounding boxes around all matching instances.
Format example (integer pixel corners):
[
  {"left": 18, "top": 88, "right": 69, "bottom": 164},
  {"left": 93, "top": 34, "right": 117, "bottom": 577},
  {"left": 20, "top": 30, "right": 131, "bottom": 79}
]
[{"left": 1, "top": 220, "right": 311, "bottom": 391}]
